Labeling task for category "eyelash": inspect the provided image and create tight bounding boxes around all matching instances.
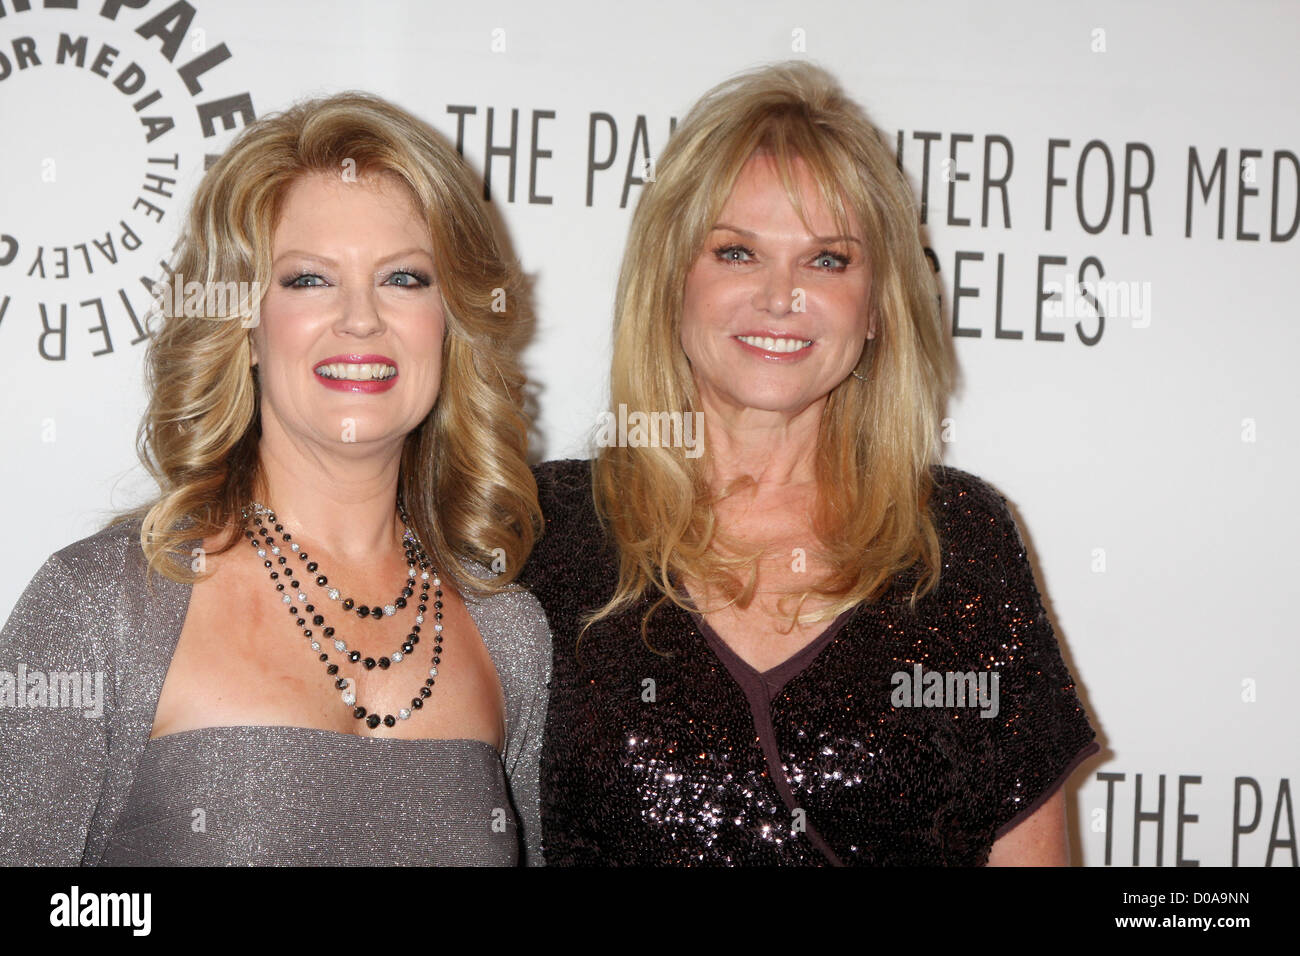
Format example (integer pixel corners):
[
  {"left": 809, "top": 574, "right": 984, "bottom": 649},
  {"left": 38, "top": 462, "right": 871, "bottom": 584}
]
[
  {"left": 712, "top": 244, "right": 852, "bottom": 270},
  {"left": 279, "top": 267, "right": 433, "bottom": 289}
]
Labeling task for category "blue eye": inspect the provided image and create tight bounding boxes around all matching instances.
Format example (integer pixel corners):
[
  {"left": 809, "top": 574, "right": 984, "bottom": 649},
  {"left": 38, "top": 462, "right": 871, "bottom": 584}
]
[
  {"left": 714, "top": 244, "right": 754, "bottom": 263},
  {"left": 284, "top": 272, "right": 326, "bottom": 288},
  {"left": 813, "top": 251, "right": 851, "bottom": 270},
  {"left": 386, "top": 269, "right": 432, "bottom": 287}
]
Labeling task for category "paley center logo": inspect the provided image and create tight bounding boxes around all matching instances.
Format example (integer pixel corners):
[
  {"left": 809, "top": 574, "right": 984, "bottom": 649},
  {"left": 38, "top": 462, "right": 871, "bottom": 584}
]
[{"left": 0, "top": 0, "right": 257, "bottom": 365}]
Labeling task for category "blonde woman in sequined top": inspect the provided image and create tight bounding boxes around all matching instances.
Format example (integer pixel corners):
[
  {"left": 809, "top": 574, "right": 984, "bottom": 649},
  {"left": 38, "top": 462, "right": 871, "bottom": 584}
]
[{"left": 522, "top": 62, "right": 1098, "bottom": 866}]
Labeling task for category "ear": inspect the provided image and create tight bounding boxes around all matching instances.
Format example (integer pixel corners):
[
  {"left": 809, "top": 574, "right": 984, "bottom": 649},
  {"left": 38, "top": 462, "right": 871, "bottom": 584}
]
[{"left": 248, "top": 334, "right": 259, "bottom": 367}]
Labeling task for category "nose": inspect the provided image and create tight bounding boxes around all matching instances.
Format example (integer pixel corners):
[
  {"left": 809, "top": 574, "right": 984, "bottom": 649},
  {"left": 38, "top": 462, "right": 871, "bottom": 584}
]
[
  {"left": 752, "top": 260, "right": 796, "bottom": 317},
  {"left": 334, "top": 280, "right": 385, "bottom": 337}
]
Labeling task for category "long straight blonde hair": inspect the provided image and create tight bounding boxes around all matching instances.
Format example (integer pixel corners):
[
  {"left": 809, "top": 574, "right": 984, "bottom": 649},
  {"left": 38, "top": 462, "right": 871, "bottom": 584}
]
[
  {"left": 119, "top": 91, "right": 539, "bottom": 596},
  {"left": 588, "top": 61, "right": 956, "bottom": 635}
]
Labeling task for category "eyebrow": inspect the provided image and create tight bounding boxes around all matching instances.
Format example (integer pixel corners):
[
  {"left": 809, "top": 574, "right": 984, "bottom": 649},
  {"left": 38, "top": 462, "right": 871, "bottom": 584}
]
[
  {"left": 711, "top": 222, "right": 863, "bottom": 245},
  {"left": 272, "top": 247, "right": 436, "bottom": 267}
]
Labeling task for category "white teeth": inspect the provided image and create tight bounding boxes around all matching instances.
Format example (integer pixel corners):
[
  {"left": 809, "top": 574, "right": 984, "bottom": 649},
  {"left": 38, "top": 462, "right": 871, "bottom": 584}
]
[
  {"left": 737, "top": 335, "right": 813, "bottom": 354},
  {"left": 315, "top": 362, "right": 397, "bottom": 381}
]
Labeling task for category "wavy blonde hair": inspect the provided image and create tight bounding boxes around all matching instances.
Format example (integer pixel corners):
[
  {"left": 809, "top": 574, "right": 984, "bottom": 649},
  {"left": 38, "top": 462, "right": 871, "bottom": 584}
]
[
  {"left": 116, "top": 91, "right": 539, "bottom": 597},
  {"left": 588, "top": 61, "right": 956, "bottom": 635}
]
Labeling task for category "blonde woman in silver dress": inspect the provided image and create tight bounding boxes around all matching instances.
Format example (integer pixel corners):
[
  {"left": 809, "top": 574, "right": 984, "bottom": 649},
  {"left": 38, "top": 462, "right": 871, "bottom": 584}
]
[{"left": 0, "top": 92, "right": 549, "bottom": 866}]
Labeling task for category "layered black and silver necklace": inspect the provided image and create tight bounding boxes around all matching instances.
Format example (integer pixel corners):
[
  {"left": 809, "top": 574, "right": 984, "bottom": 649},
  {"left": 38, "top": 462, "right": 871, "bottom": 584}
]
[{"left": 241, "top": 500, "right": 444, "bottom": 730}]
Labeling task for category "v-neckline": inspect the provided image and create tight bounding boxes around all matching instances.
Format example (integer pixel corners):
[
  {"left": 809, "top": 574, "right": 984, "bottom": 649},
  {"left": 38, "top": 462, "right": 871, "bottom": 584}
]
[{"left": 685, "top": 602, "right": 857, "bottom": 702}]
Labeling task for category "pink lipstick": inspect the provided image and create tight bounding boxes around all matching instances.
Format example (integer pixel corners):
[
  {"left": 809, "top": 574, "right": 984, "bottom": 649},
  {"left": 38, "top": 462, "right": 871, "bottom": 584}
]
[{"left": 312, "top": 354, "right": 399, "bottom": 393}]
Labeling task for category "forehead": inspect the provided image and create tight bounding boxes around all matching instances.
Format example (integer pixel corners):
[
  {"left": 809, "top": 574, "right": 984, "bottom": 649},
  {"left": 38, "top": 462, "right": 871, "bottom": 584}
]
[
  {"left": 718, "top": 151, "right": 859, "bottom": 238},
  {"left": 272, "top": 170, "right": 428, "bottom": 247}
]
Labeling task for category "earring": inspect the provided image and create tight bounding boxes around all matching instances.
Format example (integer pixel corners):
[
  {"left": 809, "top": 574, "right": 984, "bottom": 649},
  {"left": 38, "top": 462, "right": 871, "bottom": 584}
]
[{"left": 851, "top": 370, "right": 868, "bottom": 382}]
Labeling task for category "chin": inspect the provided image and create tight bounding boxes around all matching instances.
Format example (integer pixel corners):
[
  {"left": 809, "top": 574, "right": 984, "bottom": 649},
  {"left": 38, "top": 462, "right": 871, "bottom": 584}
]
[{"left": 715, "top": 385, "right": 828, "bottom": 417}]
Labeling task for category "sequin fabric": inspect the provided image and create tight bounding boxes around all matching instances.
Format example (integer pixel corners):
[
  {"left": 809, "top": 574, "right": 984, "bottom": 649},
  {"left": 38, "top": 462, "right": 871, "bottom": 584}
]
[
  {"left": 522, "top": 459, "right": 1099, "bottom": 866},
  {"left": 0, "top": 518, "right": 551, "bottom": 866}
]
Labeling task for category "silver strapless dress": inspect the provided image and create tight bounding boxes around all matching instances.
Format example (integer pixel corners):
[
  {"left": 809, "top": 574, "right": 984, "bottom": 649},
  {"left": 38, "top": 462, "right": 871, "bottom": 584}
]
[{"left": 100, "top": 726, "right": 518, "bottom": 866}]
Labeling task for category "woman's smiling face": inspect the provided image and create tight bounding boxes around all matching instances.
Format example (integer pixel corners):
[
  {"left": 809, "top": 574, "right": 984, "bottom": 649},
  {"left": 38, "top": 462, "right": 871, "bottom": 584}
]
[
  {"left": 251, "top": 169, "right": 445, "bottom": 451},
  {"left": 679, "top": 151, "right": 875, "bottom": 420}
]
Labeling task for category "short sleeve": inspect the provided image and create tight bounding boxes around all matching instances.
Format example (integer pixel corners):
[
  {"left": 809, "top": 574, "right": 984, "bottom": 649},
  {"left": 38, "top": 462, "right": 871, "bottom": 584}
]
[
  {"left": 0, "top": 554, "right": 112, "bottom": 865},
  {"left": 979, "top": 496, "right": 1099, "bottom": 841}
]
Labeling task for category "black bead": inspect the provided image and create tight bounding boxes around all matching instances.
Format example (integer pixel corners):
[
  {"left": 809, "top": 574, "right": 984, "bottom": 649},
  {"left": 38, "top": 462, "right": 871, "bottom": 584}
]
[
  {"left": 378, "top": 657, "right": 390, "bottom": 669},
  {"left": 318, "top": 653, "right": 329, "bottom": 662},
  {"left": 353, "top": 706, "right": 367, "bottom": 719},
  {"left": 363, "top": 658, "right": 376, "bottom": 669},
  {"left": 324, "top": 627, "right": 335, "bottom": 637},
  {"left": 432, "top": 656, "right": 441, "bottom": 665},
  {"left": 383, "top": 715, "right": 396, "bottom": 727},
  {"left": 312, "top": 614, "right": 324, "bottom": 626},
  {"left": 326, "top": 664, "right": 338, "bottom": 675},
  {"left": 296, "top": 618, "right": 305, "bottom": 626},
  {"left": 357, "top": 605, "right": 369, "bottom": 617},
  {"left": 411, "top": 698, "right": 423, "bottom": 709},
  {"left": 395, "top": 597, "right": 407, "bottom": 609},
  {"left": 335, "top": 678, "right": 347, "bottom": 689},
  {"left": 342, "top": 598, "right": 354, "bottom": 611},
  {"left": 316, "top": 576, "right": 327, "bottom": 587},
  {"left": 348, "top": 651, "right": 361, "bottom": 662},
  {"left": 307, "top": 562, "right": 318, "bottom": 572},
  {"left": 370, "top": 606, "right": 383, "bottom": 619},
  {"left": 402, "top": 643, "right": 414, "bottom": 654},
  {"left": 419, "top": 687, "right": 431, "bottom": 698},
  {"left": 425, "top": 678, "right": 434, "bottom": 686},
  {"left": 290, "top": 580, "right": 299, "bottom": 589},
  {"left": 366, "top": 714, "right": 381, "bottom": 729}
]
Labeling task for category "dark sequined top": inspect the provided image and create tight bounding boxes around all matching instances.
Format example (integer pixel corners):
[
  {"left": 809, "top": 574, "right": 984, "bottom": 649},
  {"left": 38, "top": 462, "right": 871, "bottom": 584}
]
[{"left": 521, "top": 459, "right": 1099, "bottom": 866}]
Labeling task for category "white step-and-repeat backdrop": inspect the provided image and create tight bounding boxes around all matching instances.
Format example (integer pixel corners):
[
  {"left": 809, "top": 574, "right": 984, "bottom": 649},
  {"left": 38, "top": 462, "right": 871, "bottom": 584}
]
[{"left": 1, "top": 0, "right": 1295, "bottom": 866}]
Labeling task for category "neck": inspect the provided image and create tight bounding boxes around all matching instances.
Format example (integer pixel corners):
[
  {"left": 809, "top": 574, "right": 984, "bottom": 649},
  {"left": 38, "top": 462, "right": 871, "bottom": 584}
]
[
  {"left": 248, "top": 414, "right": 408, "bottom": 564},
  {"left": 699, "top": 389, "right": 825, "bottom": 492}
]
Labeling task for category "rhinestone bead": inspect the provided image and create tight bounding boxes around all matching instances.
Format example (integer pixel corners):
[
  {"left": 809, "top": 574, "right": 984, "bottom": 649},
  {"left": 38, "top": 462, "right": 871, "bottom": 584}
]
[
  {"left": 384, "top": 604, "right": 396, "bottom": 616},
  {"left": 334, "top": 640, "right": 347, "bottom": 652},
  {"left": 328, "top": 588, "right": 340, "bottom": 600}
]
